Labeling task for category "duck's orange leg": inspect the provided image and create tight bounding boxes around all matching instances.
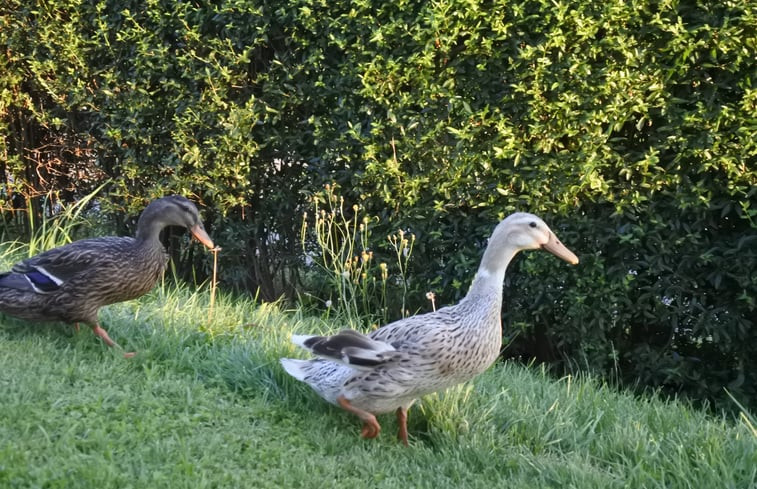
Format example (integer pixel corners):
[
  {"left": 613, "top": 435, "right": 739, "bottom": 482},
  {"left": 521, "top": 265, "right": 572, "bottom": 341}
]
[
  {"left": 396, "top": 406, "right": 409, "bottom": 446},
  {"left": 91, "top": 324, "right": 135, "bottom": 358},
  {"left": 337, "top": 396, "right": 381, "bottom": 439}
]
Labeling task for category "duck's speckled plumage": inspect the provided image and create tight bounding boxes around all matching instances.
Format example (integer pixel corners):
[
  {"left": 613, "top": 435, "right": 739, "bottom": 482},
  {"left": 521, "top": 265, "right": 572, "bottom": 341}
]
[
  {"left": 0, "top": 195, "right": 215, "bottom": 354},
  {"left": 281, "top": 212, "right": 579, "bottom": 444}
]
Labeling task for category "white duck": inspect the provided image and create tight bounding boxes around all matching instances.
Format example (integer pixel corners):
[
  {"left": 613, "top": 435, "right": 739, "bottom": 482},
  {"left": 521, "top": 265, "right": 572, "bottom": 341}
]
[{"left": 281, "top": 212, "right": 578, "bottom": 445}]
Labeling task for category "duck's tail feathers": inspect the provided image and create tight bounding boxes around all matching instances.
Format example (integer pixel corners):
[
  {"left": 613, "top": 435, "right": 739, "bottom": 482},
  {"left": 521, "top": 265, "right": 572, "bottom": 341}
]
[
  {"left": 289, "top": 329, "right": 402, "bottom": 370},
  {"left": 280, "top": 358, "right": 309, "bottom": 381},
  {"left": 340, "top": 346, "right": 404, "bottom": 370},
  {"left": 291, "top": 334, "right": 318, "bottom": 350}
]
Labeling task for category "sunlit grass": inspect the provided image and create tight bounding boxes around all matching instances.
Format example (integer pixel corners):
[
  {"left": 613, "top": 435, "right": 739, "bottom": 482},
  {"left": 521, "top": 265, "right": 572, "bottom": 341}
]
[{"left": 1, "top": 268, "right": 756, "bottom": 488}]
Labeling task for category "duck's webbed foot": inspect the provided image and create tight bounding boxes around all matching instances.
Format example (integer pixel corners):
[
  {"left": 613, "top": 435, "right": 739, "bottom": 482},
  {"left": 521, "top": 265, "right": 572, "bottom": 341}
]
[
  {"left": 337, "top": 395, "right": 382, "bottom": 439},
  {"left": 360, "top": 419, "right": 381, "bottom": 439},
  {"left": 91, "top": 324, "right": 135, "bottom": 358}
]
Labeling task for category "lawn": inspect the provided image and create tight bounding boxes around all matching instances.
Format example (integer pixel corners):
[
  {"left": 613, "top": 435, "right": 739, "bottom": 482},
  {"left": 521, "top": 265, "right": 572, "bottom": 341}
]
[{"left": 1, "top": 282, "right": 756, "bottom": 489}]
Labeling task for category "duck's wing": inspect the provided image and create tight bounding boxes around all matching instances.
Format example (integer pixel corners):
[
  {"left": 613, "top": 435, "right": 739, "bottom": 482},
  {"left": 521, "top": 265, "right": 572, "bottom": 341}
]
[
  {"left": 292, "top": 329, "right": 404, "bottom": 370},
  {"left": 369, "top": 305, "right": 459, "bottom": 344},
  {"left": 0, "top": 271, "right": 46, "bottom": 292},
  {"left": 7, "top": 237, "right": 133, "bottom": 293}
]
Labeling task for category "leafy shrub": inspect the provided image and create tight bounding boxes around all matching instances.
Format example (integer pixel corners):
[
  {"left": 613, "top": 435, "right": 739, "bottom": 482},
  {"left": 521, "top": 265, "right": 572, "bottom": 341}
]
[{"left": 1, "top": 0, "right": 754, "bottom": 409}]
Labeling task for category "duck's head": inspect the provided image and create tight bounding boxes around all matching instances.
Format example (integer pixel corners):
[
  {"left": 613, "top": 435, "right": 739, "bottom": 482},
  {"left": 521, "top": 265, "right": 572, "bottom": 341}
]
[
  {"left": 468, "top": 212, "right": 578, "bottom": 296},
  {"left": 496, "top": 212, "right": 579, "bottom": 265},
  {"left": 137, "top": 196, "right": 215, "bottom": 249}
]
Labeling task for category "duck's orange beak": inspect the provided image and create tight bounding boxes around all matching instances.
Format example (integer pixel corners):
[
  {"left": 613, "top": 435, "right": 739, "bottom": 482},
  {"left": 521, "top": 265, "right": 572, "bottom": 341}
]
[
  {"left": 190, "top": 223, "right": 215, "bottom": 250},
  {"left": 542, "top": 232, "right": 579, "bottom": 265}
]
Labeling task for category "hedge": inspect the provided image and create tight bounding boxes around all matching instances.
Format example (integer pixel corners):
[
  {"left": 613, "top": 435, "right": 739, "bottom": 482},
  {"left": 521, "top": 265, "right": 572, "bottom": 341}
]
[{"left": 1, "top": 0, "right": 755, "bottom": 409}]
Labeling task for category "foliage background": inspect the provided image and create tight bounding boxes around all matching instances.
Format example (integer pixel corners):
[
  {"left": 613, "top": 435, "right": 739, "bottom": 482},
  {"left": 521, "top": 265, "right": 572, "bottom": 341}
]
[{"left": 1, "top": 0, "right": 755, "bottom": 409}]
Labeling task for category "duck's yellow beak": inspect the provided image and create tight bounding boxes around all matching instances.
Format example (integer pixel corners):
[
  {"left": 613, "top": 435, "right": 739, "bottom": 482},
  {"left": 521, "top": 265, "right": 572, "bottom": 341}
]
[
  {"left": 542, "top": 232, "right": 579, "bottom": 265},
  {"left": 190, "top": 224, "right": 215, "bottom": 250}
]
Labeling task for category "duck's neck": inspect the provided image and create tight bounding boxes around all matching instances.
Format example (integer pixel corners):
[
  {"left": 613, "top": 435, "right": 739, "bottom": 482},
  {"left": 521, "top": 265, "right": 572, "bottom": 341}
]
[
  {"left": 464, "top": 250, "right": 518, "bottom": 300},
  {"left": 463, "top": 225, "right": 520, "bottom": 300},
  {"left": 135, "top": 214, "right": 167, "bottom": 249}
]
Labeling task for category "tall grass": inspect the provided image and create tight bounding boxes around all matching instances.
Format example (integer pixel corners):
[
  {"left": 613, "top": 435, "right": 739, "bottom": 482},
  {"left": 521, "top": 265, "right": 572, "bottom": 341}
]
[
  {"left": 727, "top": 390, "right": 757, "bottom": 440},
  {"left": 0, "top": 184, "right": 108, "bottom": 261}
]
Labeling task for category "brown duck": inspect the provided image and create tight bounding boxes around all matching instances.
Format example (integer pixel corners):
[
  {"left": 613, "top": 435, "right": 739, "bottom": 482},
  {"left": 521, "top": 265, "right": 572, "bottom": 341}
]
[{"left": 0, "top": 195, "right": 215, "bottom": 356}]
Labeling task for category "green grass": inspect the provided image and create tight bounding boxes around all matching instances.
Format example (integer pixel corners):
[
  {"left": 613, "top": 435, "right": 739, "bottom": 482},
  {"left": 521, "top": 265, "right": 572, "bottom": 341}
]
[{"left": 1, "top": 279, "right": 756, "bottom": 488}]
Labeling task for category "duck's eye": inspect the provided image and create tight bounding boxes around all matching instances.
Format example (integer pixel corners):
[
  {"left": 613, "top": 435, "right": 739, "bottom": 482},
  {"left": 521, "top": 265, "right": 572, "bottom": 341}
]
[{"left": 529, "top": 221, "right": 537, "bottom": 228}]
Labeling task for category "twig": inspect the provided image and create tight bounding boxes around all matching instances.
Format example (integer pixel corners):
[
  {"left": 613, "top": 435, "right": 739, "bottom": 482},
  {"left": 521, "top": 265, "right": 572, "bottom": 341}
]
[{"left": 209, "top": 246, "right": 221, "bottom": 321}]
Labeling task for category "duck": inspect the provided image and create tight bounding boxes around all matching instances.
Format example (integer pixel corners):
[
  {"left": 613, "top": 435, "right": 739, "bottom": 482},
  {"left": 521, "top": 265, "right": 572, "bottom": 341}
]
[
  {"left": 280, "top": 212, "right": 579, "bottom": 445},
  {"left": 0, "top": 195, "right": 215, "bottom": 357}
]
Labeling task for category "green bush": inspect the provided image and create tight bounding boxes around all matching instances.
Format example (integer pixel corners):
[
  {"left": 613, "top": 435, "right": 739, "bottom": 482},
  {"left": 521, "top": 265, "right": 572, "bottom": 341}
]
[{"left": 1, "top": 0, "right": 755, "bottom": 409}]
